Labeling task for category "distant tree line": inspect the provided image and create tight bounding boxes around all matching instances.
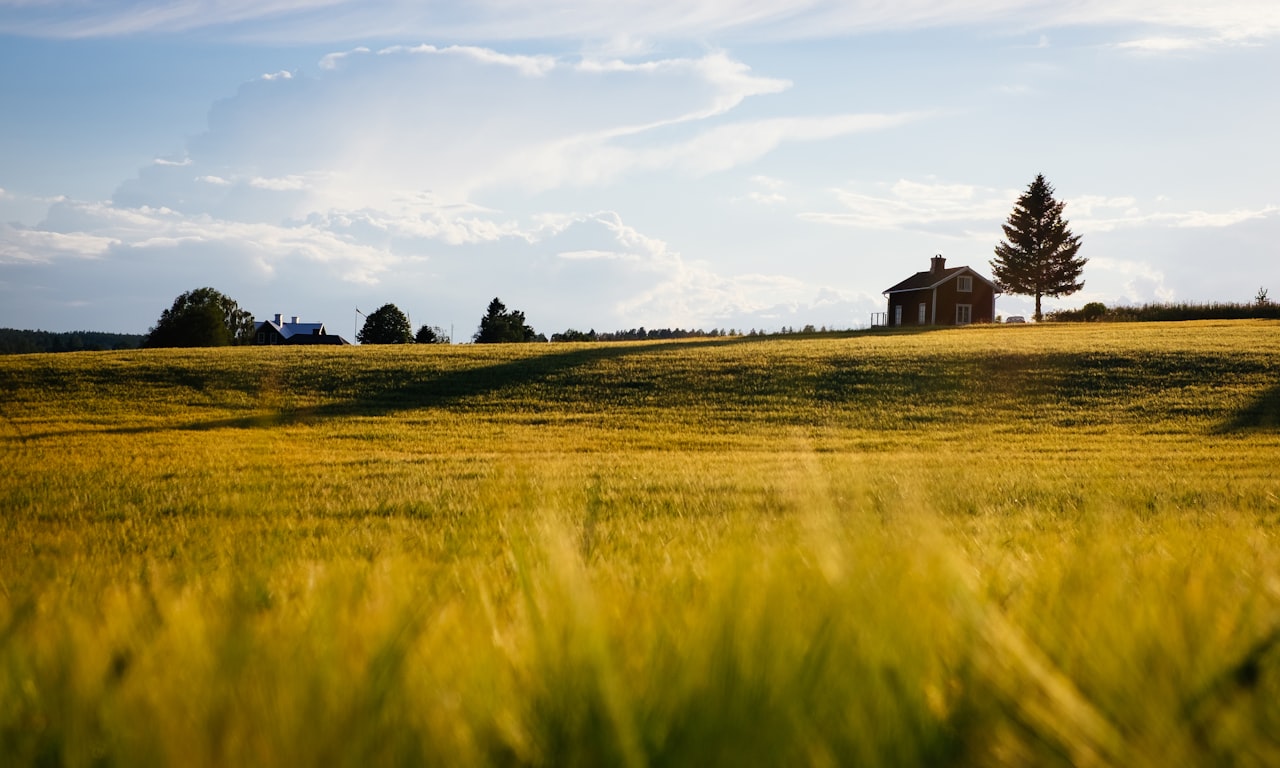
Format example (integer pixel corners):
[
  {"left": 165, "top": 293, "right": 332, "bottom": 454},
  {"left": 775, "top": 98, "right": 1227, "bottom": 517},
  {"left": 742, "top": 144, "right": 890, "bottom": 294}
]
[
  {"left": 549, "top": 325, "right": 850, "bottom": 342},
  {"left": 356, "top": 297, "right": 542, "bottom": 344},
  {"left": 0, "top": 328, "right": 144, "bottom": 355},
  {"left": 1046, "top": 295, "right": 1280, "bottom": 323}
]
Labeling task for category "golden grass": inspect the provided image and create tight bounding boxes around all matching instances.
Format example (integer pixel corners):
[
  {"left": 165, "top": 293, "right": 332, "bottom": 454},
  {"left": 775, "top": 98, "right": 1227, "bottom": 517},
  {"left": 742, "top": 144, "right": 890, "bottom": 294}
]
[{"left": 2, "top": 320, "right": 1280, "bottom": 765}]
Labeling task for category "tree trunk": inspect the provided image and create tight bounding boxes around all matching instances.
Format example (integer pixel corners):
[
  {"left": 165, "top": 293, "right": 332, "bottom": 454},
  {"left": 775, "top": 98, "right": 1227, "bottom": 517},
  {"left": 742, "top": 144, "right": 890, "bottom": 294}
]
[{"left": 1034, "top": 292, "right": 1043, "bottom": 322}]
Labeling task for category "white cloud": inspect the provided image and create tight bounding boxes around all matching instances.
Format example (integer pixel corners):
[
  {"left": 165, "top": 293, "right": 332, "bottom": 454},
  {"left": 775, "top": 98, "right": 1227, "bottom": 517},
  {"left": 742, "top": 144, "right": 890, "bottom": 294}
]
[
  {"left": 557, "top": 249, "right": 635, "bottom": 261},
  {"left": 803, "top": 179, "right": 1280, "bottom": 241},
  {"left": 382, "top": 44, "right": 558, "bottom": 77},
  {"left": 668, "top": 113, "right": 925, "bottom": 176},
  {"left": 5, "top": 189, "right": 861, "bottom": 331},
  {"left": 1088, "top": 256, "right": 1176, "bottom": 303},
  {"left": 319, "top": 46, "right": 369, "bottom": 70},
  {"left": 1114, "top": 36, "right": 1206, "bottom": 53},
  {"left": 803, "top": 179, "right": 1015, "bottom": 234},
  {"left": 127, "top": 46, "right": 876, "bottom": 210},
  {"left": 248, "top": 175, "right": 311, "bottom": 191},
  {"left": 260, "top": 70, "right": 294, "bottom": 80},
  {"left": 0, "top": 223, "right": 117, "bottom": 263},
  {"left": 8, "top": 1, "right": 1280, "bottom": 44},
  {"left": 1073, "top": 203, "right": 1280, "bottom": 232},
  {"left": 152, "top": 157, "right": 191, "bottom": 167},
  {"left": 1067, "top": 195, "right": 1138, "bottom": 217},
  {"left": 1171, "top": 206, "right": 1280, "bottom": 228}
]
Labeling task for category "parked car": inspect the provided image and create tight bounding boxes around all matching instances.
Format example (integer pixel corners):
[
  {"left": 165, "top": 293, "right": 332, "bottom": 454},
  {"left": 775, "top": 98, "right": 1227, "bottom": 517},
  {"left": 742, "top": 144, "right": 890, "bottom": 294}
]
[{"left": 1005, "top": 315, "right": 1027, "bottom": 324}]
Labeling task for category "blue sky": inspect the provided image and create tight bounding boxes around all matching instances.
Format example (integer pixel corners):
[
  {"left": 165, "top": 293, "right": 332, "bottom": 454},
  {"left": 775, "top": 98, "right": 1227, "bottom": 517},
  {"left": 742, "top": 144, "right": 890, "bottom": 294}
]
[{"left": 2, "top": 2, "right": 1278, "bottom": 337}]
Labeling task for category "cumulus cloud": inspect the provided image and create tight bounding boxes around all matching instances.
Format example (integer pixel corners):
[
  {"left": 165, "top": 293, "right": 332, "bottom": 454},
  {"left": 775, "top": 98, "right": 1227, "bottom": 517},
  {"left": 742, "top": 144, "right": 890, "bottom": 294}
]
[
  {"left": 0, "top": 223, "right": 117, "bottom": 263},
  {"left": 112, "top": 45, "right": 894, "bottom": 212},
  {"left": 1088, "top": 256, "right": 1176, "bottom": 303}
]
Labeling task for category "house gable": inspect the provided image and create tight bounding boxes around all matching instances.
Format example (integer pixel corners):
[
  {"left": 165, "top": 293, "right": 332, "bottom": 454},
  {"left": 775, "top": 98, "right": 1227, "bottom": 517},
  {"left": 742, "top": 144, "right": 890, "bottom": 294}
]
[
  {"left": 882, "top": 256, "right": 999, "bottom": 327},
  {"left": 253, "top": 314, "right": 349, "bottom": 345}
]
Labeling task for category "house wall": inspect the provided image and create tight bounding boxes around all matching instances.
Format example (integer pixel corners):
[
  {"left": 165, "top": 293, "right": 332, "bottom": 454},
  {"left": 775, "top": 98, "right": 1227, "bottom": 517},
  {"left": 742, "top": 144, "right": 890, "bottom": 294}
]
[
  {"left": 932, "top": 275, "right": 996, "bottom": 325},
  {"left": 888, "top": 289, "right": 936, "bottom": 326},
  {"left": 887, "top": 273, "right": 997, "bottom": 326}
]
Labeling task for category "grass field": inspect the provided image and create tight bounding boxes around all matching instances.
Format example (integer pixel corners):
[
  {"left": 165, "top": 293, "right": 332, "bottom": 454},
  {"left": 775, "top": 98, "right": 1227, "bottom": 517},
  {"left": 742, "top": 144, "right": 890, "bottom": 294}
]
[{"left": 2, "top": 320, "right": 1280, "bottom": 766}]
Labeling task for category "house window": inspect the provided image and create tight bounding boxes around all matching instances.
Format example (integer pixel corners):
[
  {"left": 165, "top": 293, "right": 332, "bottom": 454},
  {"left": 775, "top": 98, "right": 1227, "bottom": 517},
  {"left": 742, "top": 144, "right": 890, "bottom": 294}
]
[
  {"left": 256, "top": 332, "right": 264, "bottom": 343},
  {"left": 918, "top": 303, "right": 927, "bottom": 324},
  {"left": 894, "top": 305, "right": 902, "bottom": 326},
  {"left": 957, "top": 276, "right": 973, "bottom": 292},
  {"left": 956, "top": 304, "right": 972, "bottom": 325}
]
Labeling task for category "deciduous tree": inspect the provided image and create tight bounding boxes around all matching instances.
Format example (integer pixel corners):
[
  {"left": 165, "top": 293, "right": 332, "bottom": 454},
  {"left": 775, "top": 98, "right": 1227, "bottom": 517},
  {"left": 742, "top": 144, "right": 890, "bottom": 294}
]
[
  {"left": 143, "top": 287, "right": 254, "bottom": 348},
  {"left": 358, "top": 304, "right": 413, "bottom": 344},
  {"left": 991, "top": 174, "right": 1086, "bottom": 321}
]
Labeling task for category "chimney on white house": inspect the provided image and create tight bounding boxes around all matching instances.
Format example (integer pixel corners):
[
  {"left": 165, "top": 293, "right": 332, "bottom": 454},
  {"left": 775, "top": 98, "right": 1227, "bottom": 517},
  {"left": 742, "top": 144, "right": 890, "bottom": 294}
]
[
  {"left": 274, "top": 313, "right": 284, "bottom": 325},
  {"left": 930, "top": 254, "right": 946, "bottom": 273}
]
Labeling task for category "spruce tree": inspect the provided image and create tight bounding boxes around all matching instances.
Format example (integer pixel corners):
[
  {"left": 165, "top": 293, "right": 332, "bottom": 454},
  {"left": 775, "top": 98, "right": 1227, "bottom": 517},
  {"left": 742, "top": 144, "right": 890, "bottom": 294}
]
[
  {"left": 991, "top": 174, "right": 1085, "bottom": 321},
  {"left": 473, "top": 298, "right": 538, "bottom": 343}
]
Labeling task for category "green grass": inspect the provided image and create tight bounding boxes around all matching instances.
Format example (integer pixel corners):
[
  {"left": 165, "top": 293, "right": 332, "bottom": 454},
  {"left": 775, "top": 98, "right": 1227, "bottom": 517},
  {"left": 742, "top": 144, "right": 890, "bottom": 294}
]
[{"left": 2, "top": 320, "right": 1280, "bottom": 766}]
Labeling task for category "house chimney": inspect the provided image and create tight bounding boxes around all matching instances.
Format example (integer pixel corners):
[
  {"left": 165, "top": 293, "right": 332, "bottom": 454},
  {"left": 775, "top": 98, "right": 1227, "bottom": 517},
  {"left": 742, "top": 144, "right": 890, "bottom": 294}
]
[
  {"left": 291, "top": 316, "right": 300, "bottom": 324},
  {"left": 930, "top": 254, "right": 946, "bottom": 273},
  {"left": 274, "top": 313, "right": 283, "bottom": 325}
]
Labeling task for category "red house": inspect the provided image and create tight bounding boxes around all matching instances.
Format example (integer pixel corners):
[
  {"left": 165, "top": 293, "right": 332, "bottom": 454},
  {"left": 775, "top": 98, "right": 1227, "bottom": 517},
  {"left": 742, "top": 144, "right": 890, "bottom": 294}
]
[{"left": 882, "top": 255, "right": 999, "bottom": 327}]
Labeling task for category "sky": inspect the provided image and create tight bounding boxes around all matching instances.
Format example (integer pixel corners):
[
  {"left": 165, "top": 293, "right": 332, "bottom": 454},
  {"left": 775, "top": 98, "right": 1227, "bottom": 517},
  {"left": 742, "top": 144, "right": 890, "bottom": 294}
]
[{"left": 2, "top": 1, "right": 1278, "bottom": 339}]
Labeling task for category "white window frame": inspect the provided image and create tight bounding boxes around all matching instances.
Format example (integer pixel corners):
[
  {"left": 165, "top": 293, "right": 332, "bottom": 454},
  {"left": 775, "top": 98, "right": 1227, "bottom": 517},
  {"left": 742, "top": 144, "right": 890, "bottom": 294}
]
[
  {"left": 956, "top": 304, "right": 972, "bottom": 325},
  {"left": 957, "top": 275, "right": 973, "bottom": 292},
  {"left": 918, "top": 303, "right": 927, "bottom": 324}
]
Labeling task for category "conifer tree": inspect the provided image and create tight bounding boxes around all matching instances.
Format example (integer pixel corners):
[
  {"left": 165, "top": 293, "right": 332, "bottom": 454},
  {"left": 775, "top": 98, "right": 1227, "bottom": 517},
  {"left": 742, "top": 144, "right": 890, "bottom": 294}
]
[
  {"left": 991, "top": 174, "right": 1085, "bottom": 321},
  {"left": 473, "top": 297, "right": 539, "bottom": 343}
]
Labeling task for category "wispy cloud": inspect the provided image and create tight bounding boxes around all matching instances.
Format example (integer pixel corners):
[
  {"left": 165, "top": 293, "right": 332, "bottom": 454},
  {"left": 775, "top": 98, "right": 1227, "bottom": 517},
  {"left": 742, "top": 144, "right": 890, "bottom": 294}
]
[
  {"left": 319, "top": 46, "right": 369, "bottom": 70},
  {"left": 802, "top": 179, "right": 1280, "bottom": 238},
  {"left": 248, "top": 175, "right": 311, "bottom": 192},
  {"left": 6, "top": 1, "right": 1280, "bottom": 44},
  {"left": 802, "top": 179, "right": 1016, "bottom": 236},
  {"left": 381, "top": 44, "right": 558, "bottom": 77},
  {"left": 139, "top": 46, "right": 874, "bottom": 205}
]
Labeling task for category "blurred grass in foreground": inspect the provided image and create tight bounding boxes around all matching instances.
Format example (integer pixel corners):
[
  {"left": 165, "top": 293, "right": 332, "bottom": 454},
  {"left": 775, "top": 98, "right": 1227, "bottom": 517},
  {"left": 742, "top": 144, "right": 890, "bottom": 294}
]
[{"left": 2, "top": 320, "right": 1280, "bottom": 766}]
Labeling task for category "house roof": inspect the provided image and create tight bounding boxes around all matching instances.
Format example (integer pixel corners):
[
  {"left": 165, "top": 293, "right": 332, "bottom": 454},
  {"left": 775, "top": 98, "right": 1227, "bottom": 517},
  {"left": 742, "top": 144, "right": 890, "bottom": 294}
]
[
  {"left": 256, "top": 318, "right": 326, "bottom": 339},
  {"left": 883, "top": 265, "right": 999, "bottom": 295},
  {"left": 281, "top": 333, "right": 350, "bottom": 345}
]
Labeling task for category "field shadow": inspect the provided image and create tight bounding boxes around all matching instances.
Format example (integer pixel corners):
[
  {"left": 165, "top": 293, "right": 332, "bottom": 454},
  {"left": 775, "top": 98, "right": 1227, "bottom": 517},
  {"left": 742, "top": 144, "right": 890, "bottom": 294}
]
[
  {"left": 7, "top": 337, "right": 763, "bottom": 441},
  {"left": 1216, "top": 384, "right": 1280, "bottom": 433}
]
